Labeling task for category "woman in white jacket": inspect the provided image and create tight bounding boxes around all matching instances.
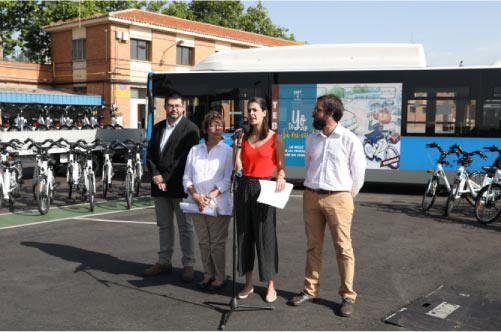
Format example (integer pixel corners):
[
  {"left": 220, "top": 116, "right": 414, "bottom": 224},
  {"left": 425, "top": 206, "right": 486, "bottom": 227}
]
[{"left": 183, "top": 111, "right": 233, "bottom": 291}]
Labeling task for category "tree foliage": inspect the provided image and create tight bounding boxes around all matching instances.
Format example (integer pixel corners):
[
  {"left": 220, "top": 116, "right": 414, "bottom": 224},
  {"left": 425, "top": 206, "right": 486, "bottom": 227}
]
[{"left": 0, "top": 0, "right": 295, "bottom": 64}]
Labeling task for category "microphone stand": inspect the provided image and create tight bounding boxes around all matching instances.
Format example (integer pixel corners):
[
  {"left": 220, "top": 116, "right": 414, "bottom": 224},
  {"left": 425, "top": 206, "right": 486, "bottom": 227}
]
[{"left": 205, "top": 131, "right": 273, "bottom": 331}]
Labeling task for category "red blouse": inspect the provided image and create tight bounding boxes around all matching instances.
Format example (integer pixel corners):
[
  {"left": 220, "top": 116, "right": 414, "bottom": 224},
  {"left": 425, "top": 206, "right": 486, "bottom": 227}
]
[{"left": 242, "top": 133, "right": 277, "bottom": 178}]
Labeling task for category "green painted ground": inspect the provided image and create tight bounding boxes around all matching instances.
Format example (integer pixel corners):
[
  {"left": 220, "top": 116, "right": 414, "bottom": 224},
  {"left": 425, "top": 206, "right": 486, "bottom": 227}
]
[{"left": 0, "top": 196, "right": 154, "bottom": 229}]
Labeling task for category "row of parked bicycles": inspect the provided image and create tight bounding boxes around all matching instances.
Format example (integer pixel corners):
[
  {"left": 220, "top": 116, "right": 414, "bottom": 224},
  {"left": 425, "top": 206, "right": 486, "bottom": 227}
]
[
  {"left": 0, "top": 137, "right": 145, "bottom": 215},
  {"left": 0, "top": 103, "right": 123, "bottom": 131},
  {"left": 421, "top": 142, "right": 501, "bottom": 224}
]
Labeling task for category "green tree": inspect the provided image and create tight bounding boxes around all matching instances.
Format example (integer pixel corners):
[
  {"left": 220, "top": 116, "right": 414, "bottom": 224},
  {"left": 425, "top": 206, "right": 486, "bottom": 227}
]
[
  {"left": 0, "top": 0, "right": 138, "bottom": 63},
  {"left": 241, "top": 1, "right": 295, "bottom": 40},
  {"left": 161, "top": 1, "right": 193, "bottom": 20},
  {"left": 0, "top": 0, "right": 295, "bottom": 64},
  {"left": 189, "top": 1, "right": 244, "bottom": 30}
]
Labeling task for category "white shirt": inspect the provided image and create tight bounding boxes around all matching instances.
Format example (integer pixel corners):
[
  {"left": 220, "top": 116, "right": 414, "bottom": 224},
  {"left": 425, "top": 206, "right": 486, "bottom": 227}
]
[
  {"left": 304, "top": 123, "right": 366, "bottom": 197},
  {"left": 160, "top": 116, "right": 182, "bottom": 151},
  {"left": 183, "top": 140, "right": 234, "bottom": 215}
]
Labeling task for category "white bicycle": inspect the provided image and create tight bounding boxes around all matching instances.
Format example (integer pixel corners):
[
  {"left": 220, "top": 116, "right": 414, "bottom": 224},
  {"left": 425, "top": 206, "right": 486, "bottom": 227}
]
[
  {"left": 27, "top": 140, "right": 63, "bottom": 215},
  {"left": 98, "top": 140, "right": 118, "bottom": 199},
  {"left": 0, "top": 140, "right": 24, "bottom": 211},
  {"left": 75, "top": 142, "right": 97, "bottom": 212},
  {"left": 474, "top": 145, "right": 501, "bottom": 224},
  {"left": 421, "top": 142, "right": 456, "bottom": 211},
  {"left": 444, "top": 144, "right": 487, "bottom": 216},
  {"left": 113, "top": 140, "right": 144, "bottom": 209}
]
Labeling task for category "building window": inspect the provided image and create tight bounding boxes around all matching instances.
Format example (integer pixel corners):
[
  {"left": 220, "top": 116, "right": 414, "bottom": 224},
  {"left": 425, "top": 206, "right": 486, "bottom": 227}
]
[
  {"left": 131, "top": 88, "right": 147, "bottom": 99},
  {"left": 131, "top": 39, "right": 150, "bottom": 61},
  {"left": 74, "top": 86, "right": 87, "bottom": 94},
  {"left": 72, "top": 39, "right": 86, "bottom": 61},
  {"left": 176, "top": 46, "right": 193, "bottom": 66}
]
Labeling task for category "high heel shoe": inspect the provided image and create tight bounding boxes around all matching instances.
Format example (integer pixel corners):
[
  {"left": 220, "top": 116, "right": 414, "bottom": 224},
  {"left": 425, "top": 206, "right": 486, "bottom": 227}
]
[
  {"left": 265, "top": 290, "right": 277, "bottom": 303},
  {"left": 237, "top": 287, "right": 254, "bottom": 299}
]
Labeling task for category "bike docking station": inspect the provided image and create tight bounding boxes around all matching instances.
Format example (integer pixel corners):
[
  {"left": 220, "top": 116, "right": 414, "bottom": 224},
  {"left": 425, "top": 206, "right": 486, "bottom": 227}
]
[{"left": 0, "top": 128, "right": 145, "bottom": 157}]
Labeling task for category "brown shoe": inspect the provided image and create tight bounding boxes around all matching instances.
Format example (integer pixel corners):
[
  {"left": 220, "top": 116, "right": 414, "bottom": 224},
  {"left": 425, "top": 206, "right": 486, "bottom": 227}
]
[
  {"left": 181, "top": 266, "right": 194, "bottom": 283},
  {"left": 142, "top": 263, "right": 172, "bottom": 277},
  {"left": 340, "top": 298, "right": 355, "bottom": 317}
]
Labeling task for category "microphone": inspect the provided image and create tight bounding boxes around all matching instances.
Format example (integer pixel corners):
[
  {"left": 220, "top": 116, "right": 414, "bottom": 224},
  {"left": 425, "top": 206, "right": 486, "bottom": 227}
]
[{"left": 231, "top": 124, "right": 250, "bottom": 140}]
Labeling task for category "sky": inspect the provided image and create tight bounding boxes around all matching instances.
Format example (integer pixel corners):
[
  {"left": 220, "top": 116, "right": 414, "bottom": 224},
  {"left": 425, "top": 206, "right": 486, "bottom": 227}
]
[{"left": 246, "top": 1, "right": 501, "bottom": 67}]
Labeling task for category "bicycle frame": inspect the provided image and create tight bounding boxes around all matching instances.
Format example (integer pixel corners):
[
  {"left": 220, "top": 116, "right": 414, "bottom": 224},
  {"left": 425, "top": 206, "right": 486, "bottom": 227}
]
[
  {"left": 102, "top": 150, "right": 113, "bottom": 186},
  {"left": 67, "top": 149, "right": 81, "bottom": 185},
  {"left": 134, "top": 149, "right": 143, "bottom": 181},
  {"left": 449, "top": 165, "right": 485, "bottom": 202},
  {"left": 79, "top": 155, "right": 95, "bottom": 197},
  {"left": 0, "top": 152, "right": 13, "bottom": 200},
  {"left": 126, "top": 157, "right": 135, "bottom": 190},
  {"left": 430, "top": 162, "right": 451, "bottom": 192}
]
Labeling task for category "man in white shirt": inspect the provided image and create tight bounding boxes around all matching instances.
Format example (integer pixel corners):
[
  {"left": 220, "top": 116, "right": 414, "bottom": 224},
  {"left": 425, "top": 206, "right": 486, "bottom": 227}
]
[{"left": 289, "top": 94, "right": 366, "bottom": 317}]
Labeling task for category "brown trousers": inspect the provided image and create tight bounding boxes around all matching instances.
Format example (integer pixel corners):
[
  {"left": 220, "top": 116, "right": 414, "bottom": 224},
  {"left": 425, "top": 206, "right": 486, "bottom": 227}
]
[
  {"left": 191, "top": 214, "right": 231, "bottom": 281},
  {"left": 303, "top": 190, "right": 356, "bottom": 301}
]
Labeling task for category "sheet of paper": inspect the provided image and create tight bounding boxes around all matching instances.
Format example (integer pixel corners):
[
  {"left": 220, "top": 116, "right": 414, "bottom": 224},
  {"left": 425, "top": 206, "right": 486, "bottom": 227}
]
[
  {"left": 180, "top": 202, "right": 217, "bottom": 216},
  {"left": 257, "top": 179, "right": 294, "bottom": 209}
]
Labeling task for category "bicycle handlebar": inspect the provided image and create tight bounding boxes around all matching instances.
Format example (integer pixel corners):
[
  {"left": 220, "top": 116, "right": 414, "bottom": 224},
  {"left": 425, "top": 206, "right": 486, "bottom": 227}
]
[
  {"left": 483, "top": 145, "right": 501, "bottom": 153},
  {"left": 27, "top": 140, "right": 65, "bottom": 152},
  {"left": 0, "top": 140, "right": 23, "bottom": 152}
]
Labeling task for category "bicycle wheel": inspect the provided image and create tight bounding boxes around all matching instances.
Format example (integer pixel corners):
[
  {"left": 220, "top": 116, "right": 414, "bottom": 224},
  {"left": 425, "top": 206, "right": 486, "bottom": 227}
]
[
  {"left": 36, "top": 177, "right": 50, "bottom": 215},
  {"left": 102, "top": 164, "right": 109, "bottom": 198},
  {"left": 67, "top": 165, "right": 74, "bottom": 199},
  {"left": 134, "top": 166, "right": 141, "bottom": 196},
  {"left": 422, "top": 177, "right": 439, "bottom": 211},
  {"left": 0, "top": 183, "right": 3, "bottom": 209},
  {"left": 15, "top": 160, "right": 23, "bottom": 183},
  {"left": 89, "top": 173, "right": 95, "bottom": 212},
  {"left": 384, "top": 145, "right": 400, "bottom": 169},
  {"left": 32, "top": 166, "right": 39, "bottom": 200},
  {"left": 125, "top": 171, "right": 133, "bottom": 209},
  {"left": 363, "top": 140, "right": 375, "bottom": 161},
  {"left": 465, "top": 171, "right": 485, "bottom": 206},
  {"left": 8, "top": 192, "right": 15, "bottom": 211},
  {"left": 444, "top": 182, "right": 459, "bottom": 216},
  {"left": 474, "top": 183, "right": 501, "bottom": 224}
]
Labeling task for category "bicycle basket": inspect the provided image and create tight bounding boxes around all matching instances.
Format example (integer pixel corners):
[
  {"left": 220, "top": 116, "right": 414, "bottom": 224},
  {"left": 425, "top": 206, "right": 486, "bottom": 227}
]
[{"left": 389, "top": 132, "right": 400, "bottom": 144}]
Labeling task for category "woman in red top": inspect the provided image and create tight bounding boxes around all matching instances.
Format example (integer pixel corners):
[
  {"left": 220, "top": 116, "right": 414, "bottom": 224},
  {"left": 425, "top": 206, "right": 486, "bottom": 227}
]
[{"left": 234, "top": 97, "right": 286, "bottom": 303}]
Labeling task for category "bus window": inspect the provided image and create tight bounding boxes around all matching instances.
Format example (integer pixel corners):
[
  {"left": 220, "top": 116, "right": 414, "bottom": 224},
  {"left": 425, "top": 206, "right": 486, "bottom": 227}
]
[
  {"left": 435, "top": 100, "right": 456, "bottom": 134},
  {"left": 481, "top": 100, "right": 501, "bottom": 132},
  {"left": 406, "top": 100, "right": 427, "bottom": 134}
]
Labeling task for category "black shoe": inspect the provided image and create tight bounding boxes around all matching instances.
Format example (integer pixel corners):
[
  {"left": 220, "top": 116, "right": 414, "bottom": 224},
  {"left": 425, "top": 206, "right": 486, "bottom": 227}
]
[
  {"left": 289, "top": 291, "right": 315, "bottom": 306},
  {"left": 339, "top": 298, "right": 355, "bottom": 317},
  {"left": 207, "top": 279, "right": 227, "bottom": 291},
  {"left": 197, "top": 277, "right": 214, "bottom": 290}
]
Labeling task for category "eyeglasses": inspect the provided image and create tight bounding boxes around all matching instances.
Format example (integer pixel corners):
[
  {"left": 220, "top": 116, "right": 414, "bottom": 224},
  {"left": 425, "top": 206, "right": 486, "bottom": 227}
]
[
  {"left": 208, "top": 124, "right": 223, "bottom": 130},
  {"left": 313, "top": 108, "right": 326, "bottom": 113},
  {"left": 166, "top": 104, "right": 183, "bottom": 109}
]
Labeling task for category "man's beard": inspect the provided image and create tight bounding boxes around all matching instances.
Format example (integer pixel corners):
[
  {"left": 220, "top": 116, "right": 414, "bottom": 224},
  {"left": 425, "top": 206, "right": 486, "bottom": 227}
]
[
  {"left": 313, "top": 117, "right": 326, "bottom": 130},
  {"left": 168, "top": 112, "right": 181, "bottom": 121}
]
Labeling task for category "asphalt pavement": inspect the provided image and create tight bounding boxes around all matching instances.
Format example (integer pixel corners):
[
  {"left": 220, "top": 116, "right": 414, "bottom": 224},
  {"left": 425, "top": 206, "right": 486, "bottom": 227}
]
[{"left": 1, "top": 177, "right": 501, "bottom": 330}]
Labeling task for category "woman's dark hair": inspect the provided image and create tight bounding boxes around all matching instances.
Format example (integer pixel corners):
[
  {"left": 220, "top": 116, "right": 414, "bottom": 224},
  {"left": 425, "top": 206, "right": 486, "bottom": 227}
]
[
  {"left": 317, "top": 94, "right": 344, "bottom": 122},
  {"left": 246, "top": 97, "right": 269, "bottom": 141},
  {"left": 201, "top": 111, "right": 225, "bottom": 141}
]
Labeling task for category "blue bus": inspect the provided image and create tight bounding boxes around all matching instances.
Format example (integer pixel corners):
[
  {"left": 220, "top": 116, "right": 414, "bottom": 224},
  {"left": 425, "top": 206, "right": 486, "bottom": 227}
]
[{"left": 146, "top": 44, "right": 501, "bottom": 184}]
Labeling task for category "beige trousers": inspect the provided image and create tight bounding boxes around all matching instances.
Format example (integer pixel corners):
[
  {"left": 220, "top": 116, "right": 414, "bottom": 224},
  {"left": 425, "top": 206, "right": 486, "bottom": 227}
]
[
  {"left": 191, "top": 214, "right": 231, "bottom": 281},
  {"left": 303, "top": 190, "right": 356, "bottom": 301}
]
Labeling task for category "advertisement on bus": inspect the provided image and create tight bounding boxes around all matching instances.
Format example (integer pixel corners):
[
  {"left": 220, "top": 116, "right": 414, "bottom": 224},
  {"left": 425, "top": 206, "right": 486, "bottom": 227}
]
[{"left": 275, "top": 83, "right": 403, "bottom": 169}]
